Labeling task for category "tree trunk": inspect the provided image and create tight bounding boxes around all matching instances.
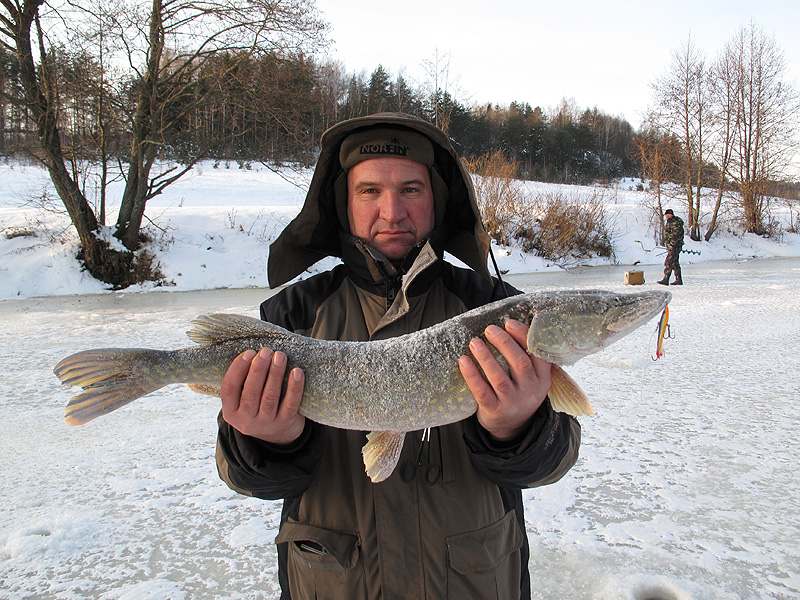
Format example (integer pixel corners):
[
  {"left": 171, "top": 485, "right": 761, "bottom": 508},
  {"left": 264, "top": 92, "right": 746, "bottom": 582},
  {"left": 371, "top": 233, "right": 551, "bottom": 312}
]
[
  {"left": 12, "top": 1, "right": 137, "bottom": 286},
  {"left": 0, "top": 64, "right": 6, "bottom": 155},
  {"left": 115, "top": 0, "right": 163, "bottom": 250},
  {"left": 705, "top": 174, "right": 725, "bottom": 241},
  {"left": 741, "top": 183, "right": 764, "bottom": 234}
]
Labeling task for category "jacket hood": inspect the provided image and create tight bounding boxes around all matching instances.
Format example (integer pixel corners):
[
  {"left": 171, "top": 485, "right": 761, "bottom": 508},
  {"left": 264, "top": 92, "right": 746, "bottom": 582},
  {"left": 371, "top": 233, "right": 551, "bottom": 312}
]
[{"left": 267, "top": 112, "right": 491, "bottom": 288}]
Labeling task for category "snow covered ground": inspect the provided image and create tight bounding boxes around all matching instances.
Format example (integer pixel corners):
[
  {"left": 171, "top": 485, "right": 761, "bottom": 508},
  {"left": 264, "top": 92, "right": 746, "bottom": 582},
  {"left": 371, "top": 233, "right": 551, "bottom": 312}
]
[
  {"left": 1, "top": 259, "right": 798, "bottom": 599},
  {"left": 1, "top": 161, "right": 799, "bottom": 598},
  {"left": 1, "top": 160, "right": 799, "bottom": 300}
]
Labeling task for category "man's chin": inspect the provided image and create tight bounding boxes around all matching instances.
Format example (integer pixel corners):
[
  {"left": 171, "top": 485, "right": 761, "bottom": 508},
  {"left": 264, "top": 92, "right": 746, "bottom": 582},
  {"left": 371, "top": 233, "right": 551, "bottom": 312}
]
[{"left": 371, "top": 238, "right": 416, "bottom": 260}]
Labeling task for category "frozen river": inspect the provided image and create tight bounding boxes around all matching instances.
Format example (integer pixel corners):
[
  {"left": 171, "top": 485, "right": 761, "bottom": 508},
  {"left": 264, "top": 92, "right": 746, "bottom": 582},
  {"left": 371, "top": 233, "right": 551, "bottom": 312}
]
[{"left": 1, "top": 258, "right": 798, "bottom": 599}]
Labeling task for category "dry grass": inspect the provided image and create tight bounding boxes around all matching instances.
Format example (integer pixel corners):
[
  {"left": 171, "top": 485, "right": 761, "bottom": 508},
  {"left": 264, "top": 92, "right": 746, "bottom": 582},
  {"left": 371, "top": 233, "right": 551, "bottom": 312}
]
[
  {"left": 465, "top": 151, "right": 614, "bottom": 261},
  {"left": 129, "top": 249, "right": 170, "bottom": 287},
  {"left": 3, "top": 227, "right": 37, "bottom": 240},
  {"left": 463, "top": 151, "right": 525, "bottom": 246},
  {"left": 513, "top": 191, "right": 614, "bottom": 260}
]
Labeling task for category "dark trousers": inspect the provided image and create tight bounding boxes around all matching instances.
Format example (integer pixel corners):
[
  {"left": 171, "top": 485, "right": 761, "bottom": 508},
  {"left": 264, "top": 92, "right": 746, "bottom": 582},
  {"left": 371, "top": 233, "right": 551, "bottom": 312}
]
[{"left": 663, "top": 246, "right": 682, "bottom": 282}]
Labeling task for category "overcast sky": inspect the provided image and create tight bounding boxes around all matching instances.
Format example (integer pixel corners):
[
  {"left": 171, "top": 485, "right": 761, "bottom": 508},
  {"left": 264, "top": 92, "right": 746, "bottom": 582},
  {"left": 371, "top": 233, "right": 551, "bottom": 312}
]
[{"left": 313, "top": 0, "right": 800, "bottom": 129}]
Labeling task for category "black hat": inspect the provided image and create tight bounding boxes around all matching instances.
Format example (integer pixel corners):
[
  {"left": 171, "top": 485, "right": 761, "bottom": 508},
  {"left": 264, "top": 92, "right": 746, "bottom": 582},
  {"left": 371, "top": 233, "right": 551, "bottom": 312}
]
[
  {"left": 339, "top": 127, "right": 435, "bottom": 170},
  {"left": 664, "top": 209, "right": 674, "bottom": 216}
]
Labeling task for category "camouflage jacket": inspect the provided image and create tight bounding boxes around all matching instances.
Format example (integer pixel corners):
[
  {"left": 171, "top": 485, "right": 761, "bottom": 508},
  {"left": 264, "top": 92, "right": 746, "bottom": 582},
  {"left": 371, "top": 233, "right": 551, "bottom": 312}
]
[{"left": 663, "top": 216, "right": 685, "bottom": 250}]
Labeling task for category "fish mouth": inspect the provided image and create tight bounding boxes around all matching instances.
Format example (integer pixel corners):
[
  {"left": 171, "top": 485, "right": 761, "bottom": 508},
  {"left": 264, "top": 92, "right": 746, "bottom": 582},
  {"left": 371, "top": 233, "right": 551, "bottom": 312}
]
[
  {"left": 605, "top": 290, "right": 671, "bottom": 334},
  {"left": 526, "top": 289, "right": 671, "bottom": 365}
]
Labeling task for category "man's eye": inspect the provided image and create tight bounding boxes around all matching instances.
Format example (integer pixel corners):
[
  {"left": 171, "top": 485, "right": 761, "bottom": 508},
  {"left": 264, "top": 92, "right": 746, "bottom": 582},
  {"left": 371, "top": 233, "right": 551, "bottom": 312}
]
[
  {"left": 403, "top": 186, "right": 420, "bottom": 194},
  {"left": 360, "top": 187, "right": 378, "bottom": 194}
]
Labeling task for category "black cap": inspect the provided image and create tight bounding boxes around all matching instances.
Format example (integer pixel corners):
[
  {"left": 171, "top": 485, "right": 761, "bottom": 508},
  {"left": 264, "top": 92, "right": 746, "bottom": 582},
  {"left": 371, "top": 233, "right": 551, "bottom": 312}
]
[
  {"left": 664, "top": 209, "right": 674, "bottom": 216},
  {"left": 339, "top": 127, "right": 435, "bottom": 170}
]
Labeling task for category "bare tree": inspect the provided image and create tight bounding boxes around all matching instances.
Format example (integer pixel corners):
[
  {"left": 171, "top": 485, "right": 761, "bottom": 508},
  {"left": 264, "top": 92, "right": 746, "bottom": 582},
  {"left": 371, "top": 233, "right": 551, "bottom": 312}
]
[
  {"left": 314, "top": 59, "right": 347, "bottom": 131},
  {"left": 704, "top": 44, "right": 738, "bottom": 241},
  {"left": 422, "top": 48, "right": 453, "bottom": 134},
  {"left": 721, "top": 23, "right": 798, "bottom": 234},
  {"left": 652, "top": 36, "right": 708, "bottom": 241},
  {"left": 635, "top": 122, "right": 680, "bottom": 243},
  {"left": 0, "top": 0, "right": 326, "bottom": 286}
]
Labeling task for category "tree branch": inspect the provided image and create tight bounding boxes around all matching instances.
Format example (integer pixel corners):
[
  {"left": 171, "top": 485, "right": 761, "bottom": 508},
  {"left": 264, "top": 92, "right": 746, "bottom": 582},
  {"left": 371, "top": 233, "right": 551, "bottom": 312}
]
[
  {"left": 145, "top": 159, "right": 198, "bottom": 200},
  {"left": 0, "top": 0, "right": 19, "bottom": 20}
]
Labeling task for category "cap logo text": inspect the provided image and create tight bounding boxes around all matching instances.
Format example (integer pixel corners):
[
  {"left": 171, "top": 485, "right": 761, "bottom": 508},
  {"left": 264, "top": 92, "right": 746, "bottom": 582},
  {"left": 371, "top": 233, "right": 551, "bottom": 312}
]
[{"left": 359, "top": 139, "right": 408, "bottom": 157}]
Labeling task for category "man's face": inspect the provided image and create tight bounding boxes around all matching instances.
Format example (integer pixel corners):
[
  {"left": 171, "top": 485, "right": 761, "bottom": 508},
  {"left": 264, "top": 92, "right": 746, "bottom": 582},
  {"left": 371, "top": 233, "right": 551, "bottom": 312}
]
[
  {"left": 347, "top": 157, "right": 435, "bottom": 260},
  {"left": 665, "top": 213, "right": 673, "bottom": 221}
]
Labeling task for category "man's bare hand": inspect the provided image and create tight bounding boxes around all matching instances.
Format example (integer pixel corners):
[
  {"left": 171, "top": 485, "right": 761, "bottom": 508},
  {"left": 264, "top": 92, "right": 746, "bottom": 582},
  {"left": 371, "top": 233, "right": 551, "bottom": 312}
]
[
  {"left": 221, "top": 348, "right": 306, "bottom": 445},
  {"left": 458, "top": 319, "right": 551, "bottom": 441}
]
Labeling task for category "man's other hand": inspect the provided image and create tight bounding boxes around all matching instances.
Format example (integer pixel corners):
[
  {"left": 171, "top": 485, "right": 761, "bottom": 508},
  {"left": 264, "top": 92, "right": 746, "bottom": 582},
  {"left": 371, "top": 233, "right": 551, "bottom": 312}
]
[
  {"left": 458, "top": 319, "right": 552, "bottom": 441},
  {"left": 221, "top": 348, "right": 306, "bottom": 445}
]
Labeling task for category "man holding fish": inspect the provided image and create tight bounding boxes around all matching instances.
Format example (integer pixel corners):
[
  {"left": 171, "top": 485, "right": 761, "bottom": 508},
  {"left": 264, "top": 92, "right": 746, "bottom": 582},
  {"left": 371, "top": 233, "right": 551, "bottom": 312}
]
[
  {"left": 216, "top": 113, "right": 581, "bottom": 600},
  {"left": 56, "top": 115, "right": 669, "bottom": 598}
]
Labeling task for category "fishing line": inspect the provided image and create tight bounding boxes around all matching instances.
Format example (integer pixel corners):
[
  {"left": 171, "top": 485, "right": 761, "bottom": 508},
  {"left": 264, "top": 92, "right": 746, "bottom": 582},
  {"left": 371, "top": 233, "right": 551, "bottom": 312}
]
[{"left": 489, "top": 243, "right": 513, "bottom": 298}]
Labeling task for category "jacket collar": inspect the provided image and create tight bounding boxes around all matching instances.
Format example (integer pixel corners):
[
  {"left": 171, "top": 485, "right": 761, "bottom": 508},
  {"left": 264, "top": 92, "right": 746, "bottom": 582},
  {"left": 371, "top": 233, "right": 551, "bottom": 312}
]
[{"left": 339, "top": 233, "right": 443, "bottom": 298}]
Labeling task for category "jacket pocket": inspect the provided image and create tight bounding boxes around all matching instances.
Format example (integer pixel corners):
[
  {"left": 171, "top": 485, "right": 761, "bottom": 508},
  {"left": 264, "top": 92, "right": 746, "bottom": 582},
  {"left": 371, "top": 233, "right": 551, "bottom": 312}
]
[
  {"left": 446, "top": 511, "right": 524, "bottom": 600},
  {"left": 275, "top": 519, "right": 365, "bottom": 599}
]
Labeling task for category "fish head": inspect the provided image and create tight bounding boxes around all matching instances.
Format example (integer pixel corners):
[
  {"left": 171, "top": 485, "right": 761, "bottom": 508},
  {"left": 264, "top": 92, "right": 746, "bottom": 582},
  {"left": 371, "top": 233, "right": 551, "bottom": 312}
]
[{"left": 521, "top": 289, "right": 671, "bottom": 365}]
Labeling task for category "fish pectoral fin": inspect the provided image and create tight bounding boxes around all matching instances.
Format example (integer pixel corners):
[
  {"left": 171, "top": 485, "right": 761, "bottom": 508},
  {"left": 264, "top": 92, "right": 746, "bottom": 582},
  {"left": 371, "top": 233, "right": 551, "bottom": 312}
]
[
  {"left": 186, "top": 383, "right": 221, "bottom": 397},
  {"left": 548, "top": 364, "right": 595, "bottom": 417},
  {"left": 362, "top": 431, "right": 406, "bottom": 483},
  {"left": 187, "top": 314, "right": 292, "bottom": 345}
]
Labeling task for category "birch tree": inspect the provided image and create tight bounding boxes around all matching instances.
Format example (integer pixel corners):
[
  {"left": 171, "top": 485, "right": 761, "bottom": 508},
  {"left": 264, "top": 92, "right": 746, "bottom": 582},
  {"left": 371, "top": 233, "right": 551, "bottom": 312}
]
[
  {"left": 721, "top": 23, "right": 798, "bottom": 234},
  {"left": 652, "top": 37, "right": 708, "bottom": 241},
  {"left": 704, "top": 45, "right": 738, "bottom": 240}
]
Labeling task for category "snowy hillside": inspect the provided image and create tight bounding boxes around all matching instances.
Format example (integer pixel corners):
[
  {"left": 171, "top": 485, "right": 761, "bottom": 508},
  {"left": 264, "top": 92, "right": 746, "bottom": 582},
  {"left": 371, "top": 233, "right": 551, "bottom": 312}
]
[{"left": 1, "top": 160, "right": 799, "bottom": 299}]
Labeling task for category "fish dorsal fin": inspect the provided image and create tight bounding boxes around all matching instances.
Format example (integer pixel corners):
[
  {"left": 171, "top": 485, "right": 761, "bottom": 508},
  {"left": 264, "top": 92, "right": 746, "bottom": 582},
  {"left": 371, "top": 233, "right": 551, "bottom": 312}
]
[
  {"left": 187, "top": 314, "right": 290, "bottom": 345},
  {"left": 362, "top": 431, "right": 406, "bottom": 483},
  {"left": 549, "top": 365, "right": 595, "bottom": 417}
]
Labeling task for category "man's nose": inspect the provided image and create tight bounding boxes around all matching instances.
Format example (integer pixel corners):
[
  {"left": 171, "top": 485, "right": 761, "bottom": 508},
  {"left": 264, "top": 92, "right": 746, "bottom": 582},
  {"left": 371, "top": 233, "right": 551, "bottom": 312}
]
[{"left": 379, "top": 190, "right": 406, "bottom": 222}]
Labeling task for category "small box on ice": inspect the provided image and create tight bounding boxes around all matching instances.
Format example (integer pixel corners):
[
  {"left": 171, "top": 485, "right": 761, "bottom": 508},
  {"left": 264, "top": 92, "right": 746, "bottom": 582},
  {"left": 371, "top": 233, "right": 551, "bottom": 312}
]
[{"left": 624, "top": 271, "right": 645, "bottom": 285}]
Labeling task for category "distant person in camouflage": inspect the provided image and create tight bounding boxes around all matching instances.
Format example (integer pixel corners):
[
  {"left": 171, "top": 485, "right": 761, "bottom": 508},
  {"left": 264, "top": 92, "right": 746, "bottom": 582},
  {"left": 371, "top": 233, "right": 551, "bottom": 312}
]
[{"left": 657, "top": 209, "right": 684, "bottom": 286}]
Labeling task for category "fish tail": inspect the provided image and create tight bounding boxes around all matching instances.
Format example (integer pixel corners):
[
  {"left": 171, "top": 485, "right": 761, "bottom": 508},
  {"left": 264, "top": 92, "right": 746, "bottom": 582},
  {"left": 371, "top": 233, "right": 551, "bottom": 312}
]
[{"left": 54, "top": 349, "right": 168, "bottom": 425}]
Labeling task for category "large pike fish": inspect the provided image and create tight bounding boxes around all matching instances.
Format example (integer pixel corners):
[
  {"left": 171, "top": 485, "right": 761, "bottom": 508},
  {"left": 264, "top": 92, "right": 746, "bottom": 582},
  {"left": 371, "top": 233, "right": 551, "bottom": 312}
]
[{"left": 54, "top": 289, "right": 670, "bottom": 482}]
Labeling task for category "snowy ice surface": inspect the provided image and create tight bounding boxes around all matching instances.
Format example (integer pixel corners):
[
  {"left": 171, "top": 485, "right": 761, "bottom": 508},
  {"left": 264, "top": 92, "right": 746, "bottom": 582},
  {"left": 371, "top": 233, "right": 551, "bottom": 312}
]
[
  {"left": 1, "top": 161, "right": 799, "bottom": 598},
  {"left": 1, "top": 260, "right": 799, "bottom": 599}
]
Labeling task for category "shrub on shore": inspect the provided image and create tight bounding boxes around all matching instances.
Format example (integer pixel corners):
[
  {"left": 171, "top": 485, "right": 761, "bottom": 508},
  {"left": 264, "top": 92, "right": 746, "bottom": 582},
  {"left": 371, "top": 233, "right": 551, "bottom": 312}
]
[{"left": 465, "top": 151, "right": 614, "bottom": 262}]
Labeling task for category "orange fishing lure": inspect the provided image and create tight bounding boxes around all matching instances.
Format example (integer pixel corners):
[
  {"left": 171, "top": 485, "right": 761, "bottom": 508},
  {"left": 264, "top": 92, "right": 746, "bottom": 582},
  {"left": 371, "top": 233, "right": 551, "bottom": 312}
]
[{"left": 654, "top": 305, "right": 670, "bottom": 360}]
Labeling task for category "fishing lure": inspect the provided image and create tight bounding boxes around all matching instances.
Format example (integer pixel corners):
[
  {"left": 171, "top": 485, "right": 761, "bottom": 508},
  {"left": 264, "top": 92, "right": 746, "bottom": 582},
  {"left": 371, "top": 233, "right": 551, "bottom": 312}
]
[{"left": 653, "top": 305, "right": 672, "bottom": 360}]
